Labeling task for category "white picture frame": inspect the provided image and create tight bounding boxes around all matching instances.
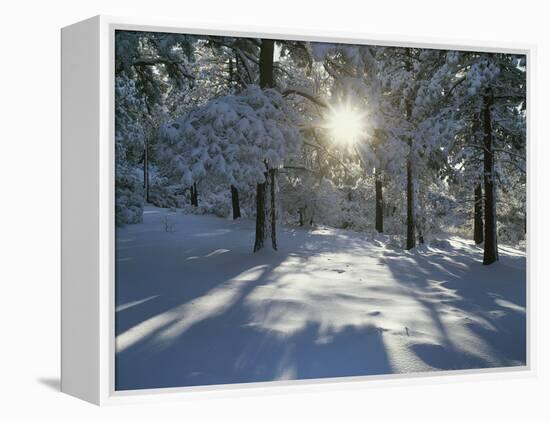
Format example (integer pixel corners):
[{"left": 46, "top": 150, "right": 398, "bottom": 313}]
[{"left": 61, "top": 15, "right": 534, "bottom": 405}]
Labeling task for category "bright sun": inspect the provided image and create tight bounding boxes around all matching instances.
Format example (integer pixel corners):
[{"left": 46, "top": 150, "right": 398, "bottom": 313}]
[{"left": 325, "top": 104, "right": 367, "bottom": 145}]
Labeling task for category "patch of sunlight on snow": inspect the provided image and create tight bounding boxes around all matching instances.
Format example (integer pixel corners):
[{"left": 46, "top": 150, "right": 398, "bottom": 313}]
[
  {"left": 498, "top": 244, "right": 526, "bottom": 257},
  {"left": 494, "top": 298, "right": 526, "bottom": 314},
  {"left": 241, "top": 250, "right": 503, "bottom": 373},
  {"left": 116, "top": 265, "right": 268, "bottom": 353},
  {"left": 206, "top": 248, "right": 230, "bottom": 257},
  {"left": 444, "top": 323, "right": 501, "bottom": 365},
  {"left": 309, "top": 227, "right": 335, "bottom": 236},
  {"left": 243, "top": 254, "right": 423, "bottom": 339},
  {"left": 383, "top": 316, "right": 500, "bottom": 372},
  {"left": 116, "top": 295, "right": 159, "bottom": 312},
  {"left": 382, "top": 334, "right": 433, "bottom": 373},
  {"left": 274, "top": 367, "right": 297, "bottom": 381},
  {"left": 193, "top": 229, "right": 232, "bottom": 237},
  {"left": 272, "top": 347, "right": 297, "bottom": 381},
  {"left": 185, "top": 248, "right": 230, "bottom": 261}
]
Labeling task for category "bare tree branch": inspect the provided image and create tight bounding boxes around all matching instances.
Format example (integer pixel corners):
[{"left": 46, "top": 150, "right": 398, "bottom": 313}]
[{"left": 282, "top": 88, "right": 329, "bottom": 109}]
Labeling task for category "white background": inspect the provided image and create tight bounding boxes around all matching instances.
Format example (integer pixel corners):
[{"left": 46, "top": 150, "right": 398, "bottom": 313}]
[{"left": 1, "top": 0, "right": 547, "bottom": 419}]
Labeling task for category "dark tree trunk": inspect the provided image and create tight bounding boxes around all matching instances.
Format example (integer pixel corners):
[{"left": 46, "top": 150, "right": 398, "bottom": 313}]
[
  {"left": 253, "top": 177, "right": 267, "bottom": 252},
  {"left": 472, "top": 111, "right": 484, "bottom": 245},
  {"left": 482, "top": 92, "right": 498, "bottom": 265},
  {"left": 406, "top": 142, "right": 415, "bottom": 250},
  {"left": 474, "top": 183, "right": 484, "bottom": 244},
  {"left": 254, "top": 39, "right": 275, "bottom": 252},
  {"left": 405, "top": 49, "right": 415, "bottom": 251},
  {"left": 270, "top": 169, "right": 277, "bottom": 250},
  {"left": 144, "top": 141, "right": 150, "bottom": 203},
  {"left": 231, "top": 185, "right": 241, "bottom": 219},
  {"left": 298, "top": 208, "right": 304, "bottom": 226},
  {"left": 190, "top": 182, "right": 198, "bottom": 207},
  {"left": 259, "top": 39, "right": 275, "bottom": 88},
  {"left": 375, "top": 168, "right": 384, "bottom": 233}
]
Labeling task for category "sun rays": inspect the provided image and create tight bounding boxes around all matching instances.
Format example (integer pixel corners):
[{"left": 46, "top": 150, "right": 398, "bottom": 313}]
[{"left": 324, "top": 102, "right": 369, "bottom": 145}]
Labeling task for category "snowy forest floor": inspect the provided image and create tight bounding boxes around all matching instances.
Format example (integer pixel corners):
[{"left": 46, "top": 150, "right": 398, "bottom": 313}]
[{"left": 115, "top": 206, "right": 526, "bottom": 390}]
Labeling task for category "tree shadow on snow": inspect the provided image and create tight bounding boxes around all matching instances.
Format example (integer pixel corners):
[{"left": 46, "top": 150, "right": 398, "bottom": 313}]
[
  {"left": 115, "top": 218, "right": 393, "bottom": 390},
  {"left": 380, "top": 241, "right": 526, "bottom": 371},
  {"left": 114, "top": 211, "right": 525, "bottom": 391}
]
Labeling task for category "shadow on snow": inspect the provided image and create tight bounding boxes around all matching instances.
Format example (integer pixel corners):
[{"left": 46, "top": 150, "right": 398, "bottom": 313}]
[{"left": 114, "top": 208, "right": 526, "bottom": 390}]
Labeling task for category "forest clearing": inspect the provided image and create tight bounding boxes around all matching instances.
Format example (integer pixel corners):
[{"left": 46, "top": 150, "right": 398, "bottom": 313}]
[{"left": 115, "top": 207, "right": 526, "bottom": 390}]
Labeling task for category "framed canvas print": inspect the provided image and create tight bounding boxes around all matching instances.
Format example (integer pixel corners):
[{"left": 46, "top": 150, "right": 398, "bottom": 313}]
[{"left": 61, "top": 16, "right": 532, "bottom": 405}]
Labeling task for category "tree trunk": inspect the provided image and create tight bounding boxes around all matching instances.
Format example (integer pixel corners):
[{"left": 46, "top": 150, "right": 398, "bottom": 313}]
[
  {"left": 253, "top": 178, "right": 267, "bottom": 252},
  {"left": 405, "top": 48, "right": 415, "bottom": 250},
  {"left": 191, "top": 182, "right": 198, "bottom": 207},
  {"left": 259, "top": 39, "right": 275, "bottom": 88},
  {"left": 254, "top": 39, "right": 275, "bottom": 252},
  {"left": 375, "top": 168, "right": 383, "bottom": 233},
  {"left": 270, "top": 169, "right": 277, "bottom": 250},
  {"left": 143, "top": 141, "right": 150, "bottom": 203},
  {"left": 194, "top": 182, "right": 198, "bottom": 206},
  {"left": 474, "top": 183, "right": 484, "bottom": 244},
  {"left": 482, "top": 92, "right": 498, "bottom": 265},
  {"left": 231, "top": 185, "right": 241, "bottom": 219},
  {"left": 406, "top": 142, "right": 415, "bottom": 250},
  {"left": 472, "top": 110, "right": 484, "bottom": 245}
]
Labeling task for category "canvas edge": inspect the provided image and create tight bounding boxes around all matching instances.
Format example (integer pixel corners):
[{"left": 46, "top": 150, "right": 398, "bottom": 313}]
[{"left": 61, "top": 15, "right": 102, "bottom": 405}]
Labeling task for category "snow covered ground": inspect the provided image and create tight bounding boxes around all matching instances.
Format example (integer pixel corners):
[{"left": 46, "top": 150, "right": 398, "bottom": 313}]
[{"left": 115, "top": 206, "right": 526, "bottom": 390}]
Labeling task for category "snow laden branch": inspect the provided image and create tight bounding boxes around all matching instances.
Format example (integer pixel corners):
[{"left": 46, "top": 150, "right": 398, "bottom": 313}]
[{"left": 159, "top": 85, "right": 303, "bottom": 191}]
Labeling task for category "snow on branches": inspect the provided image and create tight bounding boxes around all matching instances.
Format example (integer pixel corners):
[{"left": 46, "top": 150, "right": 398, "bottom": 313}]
[{"left": 159, "top": 85, "right": 303, "bottom": 190}]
